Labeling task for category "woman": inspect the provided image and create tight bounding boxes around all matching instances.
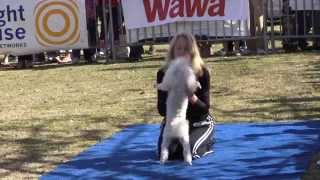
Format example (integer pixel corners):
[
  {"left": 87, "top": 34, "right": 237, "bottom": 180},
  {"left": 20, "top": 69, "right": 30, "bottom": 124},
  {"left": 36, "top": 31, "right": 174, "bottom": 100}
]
[
  {"left": 72, "top": 0, "right": 97, "bottom": 63},
  {"left": 157, "top": 33, "right": 215, "bottom": 160}
]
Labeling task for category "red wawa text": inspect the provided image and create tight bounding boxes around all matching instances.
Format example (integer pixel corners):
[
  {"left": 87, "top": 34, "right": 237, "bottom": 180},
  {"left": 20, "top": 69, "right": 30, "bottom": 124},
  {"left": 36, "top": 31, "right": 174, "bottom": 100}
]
[{"left": 143, "top": 0, "right": 226, "bottom": 22}]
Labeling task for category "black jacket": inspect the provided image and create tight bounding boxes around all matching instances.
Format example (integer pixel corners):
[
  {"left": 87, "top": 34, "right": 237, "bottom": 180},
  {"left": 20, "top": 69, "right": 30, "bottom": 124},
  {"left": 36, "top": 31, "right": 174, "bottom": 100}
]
[{"left": 157, "top": 66, "right": 210, "bottom": 123}]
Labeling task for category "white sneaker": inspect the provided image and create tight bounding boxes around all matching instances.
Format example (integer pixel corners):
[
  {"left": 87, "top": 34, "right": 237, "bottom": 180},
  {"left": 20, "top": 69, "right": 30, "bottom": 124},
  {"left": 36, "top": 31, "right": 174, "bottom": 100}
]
[
  {"left": 234, "top": 50, "right": 241, "bottom": 56},
  {"left": 99, "top": 51, "right": 105, "bottom": 56}
]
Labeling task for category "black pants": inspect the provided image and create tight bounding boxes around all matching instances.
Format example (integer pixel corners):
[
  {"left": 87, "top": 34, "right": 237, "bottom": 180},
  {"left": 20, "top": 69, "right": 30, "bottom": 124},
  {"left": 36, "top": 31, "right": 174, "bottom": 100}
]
[
  {"left": 72, "top": 19, "right": 96, "bottom": 62},
  {"left": 72, "top": 49, "right": 96, "bottom": 62},
  {"left": 157, "top": 114, "right": 215, "bottom": 160},
  {"left": 97, "top": 6, "right": 119, "bottom": 41},
  {"left": 17, "top": 55, "right": 33, "bottom": 68},
  {"left": 312, "top": 11, "right": 320, "bottom": 48}
]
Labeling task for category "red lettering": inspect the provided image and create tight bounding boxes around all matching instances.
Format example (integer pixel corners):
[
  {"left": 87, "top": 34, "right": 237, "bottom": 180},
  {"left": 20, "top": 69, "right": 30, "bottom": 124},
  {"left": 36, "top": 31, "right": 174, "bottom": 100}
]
[
  {"left": 169, "top": 0, "right": 184, "bottom": 18},
  {"left": 143, "top": 0, "right": 225, "bottom": 22},
  {"left": 185, "top": 0, "right": 209, "bottom": 17},
  {"left": 143, "top": 0, "right": 171, "bottom": 22},
  {"left": 208, "top": 0, "right": 225, "bottom": 16}
]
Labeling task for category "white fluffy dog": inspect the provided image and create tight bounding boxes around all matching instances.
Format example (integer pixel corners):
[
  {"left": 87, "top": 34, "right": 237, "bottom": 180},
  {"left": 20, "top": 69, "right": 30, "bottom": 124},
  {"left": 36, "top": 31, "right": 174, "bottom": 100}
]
[{"left": 158, "top": 57, "right": 200, "bottom": 165}]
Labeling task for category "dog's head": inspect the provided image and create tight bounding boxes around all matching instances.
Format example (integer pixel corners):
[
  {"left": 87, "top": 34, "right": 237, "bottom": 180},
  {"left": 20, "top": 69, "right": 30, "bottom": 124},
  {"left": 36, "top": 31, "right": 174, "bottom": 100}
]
[{"left": 158, "top": 57, "right": 200, "bottom": 94}]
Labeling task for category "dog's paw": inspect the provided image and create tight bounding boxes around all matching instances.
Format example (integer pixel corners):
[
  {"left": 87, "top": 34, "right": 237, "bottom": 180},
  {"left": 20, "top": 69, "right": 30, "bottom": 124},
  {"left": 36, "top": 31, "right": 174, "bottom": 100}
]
[
  {"left": 184, "top": 154, "right": 192, "bottom": 165},
  {"left": 160, "top": 159, "right": 166, "bottom": 165},
  {"left": 160, "top": 150, "right": 169, "bottom": 165},
  {"left": 185, "top": 160, "right": 192, "bottom": 166}
]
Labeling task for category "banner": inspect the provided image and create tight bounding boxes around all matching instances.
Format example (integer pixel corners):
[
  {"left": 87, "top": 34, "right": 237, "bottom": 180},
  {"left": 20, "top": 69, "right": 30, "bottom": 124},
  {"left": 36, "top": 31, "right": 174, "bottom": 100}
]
[
  {"left": 290, "top": 0, "right": 320, "bottom": 10},
  {"left": 127, "top": 20, "right": 250, "bottom": 43},
  {"left": 268, "top": 0, "right": 283, "bottom": 17},
  {"left": 0, "top": 0, "right": 89, "bottom": 55},
  {"left": 122, "top": 0, "right": 250, "bottom": 29}
]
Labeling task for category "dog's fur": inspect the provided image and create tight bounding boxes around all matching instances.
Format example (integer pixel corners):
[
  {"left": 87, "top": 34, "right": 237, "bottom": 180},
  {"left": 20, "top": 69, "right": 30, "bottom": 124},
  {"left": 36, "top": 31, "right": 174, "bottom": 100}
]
[{"left": 158, "top": 57, "right": 200, "bottom": 165}]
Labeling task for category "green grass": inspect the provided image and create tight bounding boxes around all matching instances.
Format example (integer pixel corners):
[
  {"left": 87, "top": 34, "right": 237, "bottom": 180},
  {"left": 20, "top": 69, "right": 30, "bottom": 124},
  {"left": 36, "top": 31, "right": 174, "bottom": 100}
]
[
  {"left": 212, "top": 53, "right": 320, "bottom": 121},
  {"left": 0, "top": 52, "right": 320, "bottom": 179}
]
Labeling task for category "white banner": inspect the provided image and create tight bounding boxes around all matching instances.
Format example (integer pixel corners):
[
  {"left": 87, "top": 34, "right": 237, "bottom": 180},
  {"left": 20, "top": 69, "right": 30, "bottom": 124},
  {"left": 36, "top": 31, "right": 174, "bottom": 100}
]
[
  {"left": 0, "top": 0, "right": 89, "bottom": 55},
  {"left": 268, "top": 0, "right": 283, "bottom": 17},
  {"left": 127, "top": 20, "right": 250, "bottom": 43},
  {"left": 122, "top": 0, "right": 250, "bottom": 29},
  {"left": 290, "top": 0, "right": 320, "bottom": 10}
]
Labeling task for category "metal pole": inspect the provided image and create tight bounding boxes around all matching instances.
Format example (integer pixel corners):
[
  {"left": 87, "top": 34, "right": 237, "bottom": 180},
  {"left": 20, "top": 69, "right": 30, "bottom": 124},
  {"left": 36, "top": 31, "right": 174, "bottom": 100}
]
[
  {"left": 102, "top": 0, "right": 109, "bottom": 63},
  {"left": 95, "top": 0, "right": 99, "bottom": 56},
  {"left": 108, "top": 0, "right": 116, "bottom": 61},
  {"left": 312, "top": 0, "right": 315, "bottom": 37},
  {"left": 295, "top": 0, "right": 298, "bottom": 37},
  {"left": 285, "top": 0, "right": 289, "bottom": 37},
  {"left": 303, "top": 0, "right": 306, "bottom": 37},
  {"left": 278, "top": 0, "right": 282, "bottom": 33},
  {"left": 270, "top": 0, "right": 275, "bottom": 52},
  {"left": 263, "top": 0, "right": 269, "bottom": 53}
]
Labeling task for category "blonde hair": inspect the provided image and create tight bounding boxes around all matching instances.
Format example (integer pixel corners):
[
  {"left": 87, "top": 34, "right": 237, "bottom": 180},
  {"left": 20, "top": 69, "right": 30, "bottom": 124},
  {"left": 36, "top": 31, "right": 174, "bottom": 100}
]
[{"left": 164, "top": 32, "right": 205, "bottom": 77}]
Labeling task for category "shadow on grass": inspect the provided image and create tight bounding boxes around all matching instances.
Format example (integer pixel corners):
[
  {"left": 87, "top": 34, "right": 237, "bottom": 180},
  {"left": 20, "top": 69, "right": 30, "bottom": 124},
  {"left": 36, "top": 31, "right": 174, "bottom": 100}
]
[
  {"left": 0, "top": 122, "right": 74, "bottom": 177},
  {"left": 32, "top": 62, "right": 102, "bottom": 71},
  {"left": 99, "top": 64, "right": 161, "bottom": 72},
  {"left": 205, "top": 55, "right": 264, "bottom": 63},
  {"left": 211, "top": 54, "right": 320, "bottom": 121},
  {"left": 302, "top": 58, "right": 320, "bottom": 90},
  {"left": 0, "top": 56, "right": 164, "bottom": 72},
  {"left": 214, "top": 96, "right": 320, "bottom": 121},
  {"left": 0, "top": 62, "right": 104, "bottom": 72},
  {"left": 140, "top": 56, "right": 165, "bottom": 62},
  {"left": 0, "top": 113, "right": 140, "bottom": 179}
]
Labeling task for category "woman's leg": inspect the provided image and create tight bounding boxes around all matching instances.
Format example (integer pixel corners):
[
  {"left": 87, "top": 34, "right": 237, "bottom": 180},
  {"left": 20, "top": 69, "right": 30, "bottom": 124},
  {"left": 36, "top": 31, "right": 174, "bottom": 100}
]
[
  {"left": 158, "top": 115, "right": 215, "bottom": 161},
  {"left": 157, "top": 122, "right": 165, "bottom": 158},
  {"left": 189, "top": 116, "right": 215, "bottom": 159}
]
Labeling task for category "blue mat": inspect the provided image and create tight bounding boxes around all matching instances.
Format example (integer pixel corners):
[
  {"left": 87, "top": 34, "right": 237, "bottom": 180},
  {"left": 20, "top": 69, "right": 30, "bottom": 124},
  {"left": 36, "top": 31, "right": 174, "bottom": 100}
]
[{"left": 41, "top": 121, "right": 320, "bottom": 180}]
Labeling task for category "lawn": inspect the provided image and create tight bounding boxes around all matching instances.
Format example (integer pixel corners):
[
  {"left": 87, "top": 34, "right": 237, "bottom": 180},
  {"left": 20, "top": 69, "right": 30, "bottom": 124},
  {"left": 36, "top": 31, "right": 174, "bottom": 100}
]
[{"left": 0, "top": 52, "right": 319, "bottom": 179}]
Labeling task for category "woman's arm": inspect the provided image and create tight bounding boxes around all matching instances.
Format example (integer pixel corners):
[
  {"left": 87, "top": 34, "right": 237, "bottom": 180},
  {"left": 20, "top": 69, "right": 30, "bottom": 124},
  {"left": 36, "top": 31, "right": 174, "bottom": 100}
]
[
  {"left": 188, "top": 68, "right": 210, "bottom": 118},
  {"left": 157, "top": 70, "right": 167, "bottom": 117}
]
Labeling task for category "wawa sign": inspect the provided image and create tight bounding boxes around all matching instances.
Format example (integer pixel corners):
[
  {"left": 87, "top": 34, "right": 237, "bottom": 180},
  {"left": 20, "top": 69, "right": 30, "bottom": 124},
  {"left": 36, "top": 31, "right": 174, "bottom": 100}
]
[{"left": 122, "top": 0, "right": 250, "bottom": 29}]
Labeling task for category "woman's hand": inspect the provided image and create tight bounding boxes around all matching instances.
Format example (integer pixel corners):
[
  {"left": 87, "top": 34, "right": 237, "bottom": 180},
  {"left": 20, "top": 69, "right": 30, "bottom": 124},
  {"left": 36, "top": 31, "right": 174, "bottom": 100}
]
[{"left": 188, "top": 94, "right": 198, "bottom": 104}]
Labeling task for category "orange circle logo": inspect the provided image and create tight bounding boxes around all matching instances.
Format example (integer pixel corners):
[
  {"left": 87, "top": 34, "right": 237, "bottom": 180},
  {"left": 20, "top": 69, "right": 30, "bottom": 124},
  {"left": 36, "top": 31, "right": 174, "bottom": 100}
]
[{"left": 34, "top": 0, "right": 80, "bottom": 47}]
